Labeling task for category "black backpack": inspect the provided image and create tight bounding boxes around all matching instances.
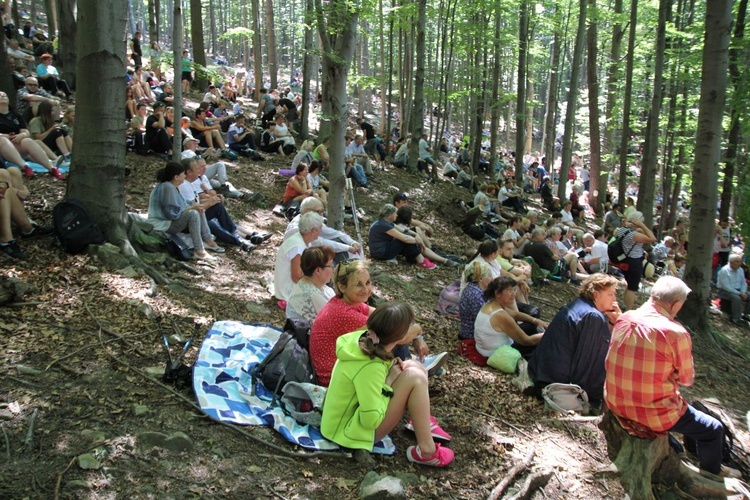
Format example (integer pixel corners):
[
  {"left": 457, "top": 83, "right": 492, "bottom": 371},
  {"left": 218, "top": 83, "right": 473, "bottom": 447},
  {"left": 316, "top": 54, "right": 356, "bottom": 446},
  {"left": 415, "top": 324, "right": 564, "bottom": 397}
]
[
  {"left": 133, "top": 132, "right": 150, "bottom": 155},
  {"left": 607, "top": 229, "right": 635, "bottom": 265},
  {"left": 250, "top": 318, "right": 317, "bottom": 405},
  {"left": 52, "top": 198, "right": 106, "bottom": 254}
]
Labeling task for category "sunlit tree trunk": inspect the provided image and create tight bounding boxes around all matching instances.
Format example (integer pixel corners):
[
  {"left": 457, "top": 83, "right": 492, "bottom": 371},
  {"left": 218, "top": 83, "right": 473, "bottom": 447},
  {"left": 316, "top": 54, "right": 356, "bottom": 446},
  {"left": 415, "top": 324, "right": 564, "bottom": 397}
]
[
  {"left": 558, "top": 0, "right": 586, "bottom": 201},
  {"left": 407, "top": 0, "right": 426, "bottom": 174},
  {"left": 67, "top": 0, "right": 130, "bottom": 249},
  {"left": 189, "top": 0, "right": 208, "bottom": 90},
  {"left": 602, "top": 0, "right": 623, "bottom": 212},
  {"left": 543, "top": 4, "right": 562, "bottom": 177},
  {"left": 171, "top": 2, "right": 184, "bottom": 160},
  {"left": 251, "top": 0, "right": 263, "bottom": 99},
  {"left": 299, "top": 0, "right": 313, "bottom": 140},
  {"left": 265, "top": 0, "right": 278, "bottom": 89},
  {"left": 719, "top": 0, "right": 747, "bottom": 221},
  {"left": 637, "top": 0, "right": 669, "bottom": 229},
  {"left": 586, "top": 0, "right": 601, "bottom": 214},
  {"left": 315, "top": 0, "right": 358, "bottom": 228},
  {"left": 489, "top": 0, "right": 502, "bottom": 170},
  {"left": 617, "top": 0, "right": 637, "bottom": 205},
  {"left": 678, "top": 0, "right": 732, "bottom": 332},
  {"left": 515, "top": 0, "right": 529, "bottom": 185}
]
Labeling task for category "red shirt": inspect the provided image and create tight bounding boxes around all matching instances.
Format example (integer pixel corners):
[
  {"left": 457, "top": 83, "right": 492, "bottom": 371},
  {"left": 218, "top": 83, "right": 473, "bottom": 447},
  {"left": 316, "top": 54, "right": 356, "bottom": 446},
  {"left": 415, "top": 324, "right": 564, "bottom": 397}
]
[
  {"left": 310, "top": 296, "right": 370, "bottom": 386},
  {"left": 604, "top": 300, "right": 694, "bottom": 437}
]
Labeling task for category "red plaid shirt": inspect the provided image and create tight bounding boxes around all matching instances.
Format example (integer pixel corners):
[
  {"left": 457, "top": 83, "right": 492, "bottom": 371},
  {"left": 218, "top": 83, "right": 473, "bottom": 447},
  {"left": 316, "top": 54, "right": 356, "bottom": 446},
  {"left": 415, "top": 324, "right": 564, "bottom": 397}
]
[{"left": 604, "top": 300, "right": 694, "bottom": 437}]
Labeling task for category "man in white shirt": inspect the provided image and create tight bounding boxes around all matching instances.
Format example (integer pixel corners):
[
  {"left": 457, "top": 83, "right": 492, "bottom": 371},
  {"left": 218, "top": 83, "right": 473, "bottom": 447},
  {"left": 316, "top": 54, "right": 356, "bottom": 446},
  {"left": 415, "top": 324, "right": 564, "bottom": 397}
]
[
  {"left": 346, "top": 135, "right": 373, "bottom": 175},
  {"left": 181, "top": 137, "right": 260, "bottom": 202},
  {"left": 560, "top": 200, "right": 584, "bottom": 241},
  {"left": 581, "top": 231, "right": 609, "bottom": 274},
  {"left": 284, "top": 197, "right": 363, "bottom": 262}
]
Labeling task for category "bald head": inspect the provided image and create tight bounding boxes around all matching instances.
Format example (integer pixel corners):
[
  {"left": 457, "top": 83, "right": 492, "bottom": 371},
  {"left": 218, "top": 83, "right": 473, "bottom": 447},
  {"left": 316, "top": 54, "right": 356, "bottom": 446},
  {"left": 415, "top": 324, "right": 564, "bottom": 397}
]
[{"left": 25, "top": 77, "right": 39, "bottom": 89}]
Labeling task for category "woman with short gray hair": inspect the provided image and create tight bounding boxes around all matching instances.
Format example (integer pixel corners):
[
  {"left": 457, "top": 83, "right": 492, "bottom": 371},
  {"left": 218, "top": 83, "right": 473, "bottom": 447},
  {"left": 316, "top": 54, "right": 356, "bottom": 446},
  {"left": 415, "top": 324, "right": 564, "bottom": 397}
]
[{"left": 274, "top": 212, "right": 325, "bottom": 307}]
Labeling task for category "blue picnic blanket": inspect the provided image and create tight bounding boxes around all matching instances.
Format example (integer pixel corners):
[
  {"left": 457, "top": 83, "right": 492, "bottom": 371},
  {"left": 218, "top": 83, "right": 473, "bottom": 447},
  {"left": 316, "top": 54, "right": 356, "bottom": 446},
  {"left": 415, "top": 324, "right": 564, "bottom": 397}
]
[
  {"left": 4, "top": 160, "right": 70, "bottom": 174},
  {"left": 193, "top": 320, "right": 395, "bottom": 454}
]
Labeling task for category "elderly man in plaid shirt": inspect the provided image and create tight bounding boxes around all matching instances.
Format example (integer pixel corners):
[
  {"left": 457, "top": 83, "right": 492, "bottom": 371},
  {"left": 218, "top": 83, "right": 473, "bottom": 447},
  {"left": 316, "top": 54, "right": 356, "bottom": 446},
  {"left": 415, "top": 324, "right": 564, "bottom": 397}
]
[{"left": 604, "top": 276, "right": 725, "bottom": 476}]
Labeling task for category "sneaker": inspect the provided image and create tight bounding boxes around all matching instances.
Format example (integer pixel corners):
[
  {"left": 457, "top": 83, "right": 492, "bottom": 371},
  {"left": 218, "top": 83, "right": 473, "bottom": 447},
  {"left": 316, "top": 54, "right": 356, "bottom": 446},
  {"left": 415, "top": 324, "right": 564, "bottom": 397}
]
[
  {"left": 445, "top": 259, "right": 461, "bottom": 268},
  {"left": 205, "top": 243, "right": 225, "bottom": 253},
  {"left": 22, "top": 165, "right": 35, "bottom": 178},
  {"left": 0, "top": 240, "right": 27, "bottom": 260},
  {"left": 240, "top": 240, "right": 255, "bottom": 252},
  {"left": 242, "top": 192, "right": 263, "bottom": 203},
  {"left": 49, "top": 167, "right": 65, "bottom": 180},
  {"left": 405, "top": 416, "right": 452, "bottom": 442},
  {"left": 249, "top": 232, "right": 272, "bottom": 245},
  {"left": 194, "top": 250, "right": 216, "bottom": 261},
  {"left": 55, "top": 155, "right": 65, "bottom": 168},
  {"left": 406, "top": 443, "right": 454, "bottom": 467},
  {"left": 21, "top": 223, "right": 54, "bottom": 239},
  {"left": 568, "top": 278, "right": 582, "bottom": 287},
  {"left": 422, "top": 352, "right": 449, "bottom": 377},
  {"left": 418, "top": 258, "right": 436, "bottom": 269},
  {"left": 277, "top": 300, "right": 287, "bottom": 310}
]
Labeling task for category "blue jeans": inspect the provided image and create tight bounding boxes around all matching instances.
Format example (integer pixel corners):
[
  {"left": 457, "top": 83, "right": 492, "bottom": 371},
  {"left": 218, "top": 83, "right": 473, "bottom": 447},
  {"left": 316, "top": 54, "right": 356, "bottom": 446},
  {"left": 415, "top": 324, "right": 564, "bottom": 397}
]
[
  {"left": 348, "top": 164, "right": 368, "bottom": 187},
  {"left": 670, "top": 404, "right": 724, "bottom": 474}
]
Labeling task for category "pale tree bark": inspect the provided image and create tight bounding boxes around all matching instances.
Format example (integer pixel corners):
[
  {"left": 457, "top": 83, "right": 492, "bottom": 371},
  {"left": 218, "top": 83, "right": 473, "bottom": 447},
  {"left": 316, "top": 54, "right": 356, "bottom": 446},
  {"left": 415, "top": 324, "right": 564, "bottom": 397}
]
[
  {"left": 44, "top": 0, "right": 58, "bottom": 37},
  {"left": 617, "top": 0, "right": 637, "bottom": 204},
  {"left": 524, "top": 80, "right": 533, "bottom": 155},
  {"left": 315, "top": 0, "right": 358, "bottom": 229},
  {"left": 586, "top": 0, "right": 602, "bottom": 215},
  {"left": 557, "top": 0, "right": 587, "bottom": 201},
  {"left": 265, "top": 0, "right": 278, "bottom": 89},
  {"left": 148, "top": 0, "right": 159, "bottom": 44},
  {"left": 543, "top": 4, "right": 562, "bottom": 177},
  {"left": 189, "top": 0, "right": 208, "bottom": 90},
  {"left": 171, "top": 2, "right": 184, "bottom": 160},
  {"left": 678, "top": 0, "right": 732, "bottom": 332},
  {"left": 299, "top": 0, "right": 313, "bottom": 140},
  {"left": 719, "top": 0, "right": 747, "bottom": 221},
  {"left": 360, "top": 19, "right": 372, "bottom": 115},
  {"left": 407, "top": 0, "right": 426, "bottom": 175},
  {"left": 602, "top": 0, "right": 623, "bottom": 212},
  {"left": 488, "top": 0, "right": 502, "bottom": 170},
  {"left": 378, "top": 0, "right": 388, "bottom": 136},
  {"left": 636, "top": 0, "right": 668, "bottom": 229},
  {"left": 251, "top": 0, "right": 263, "bottom": 99},
  {"left": 515, "top": 0, "right": 529, "bottom": 185},
  {"left": 57, "top": 0, "right": 76, "bottom": 88},
  {"left": 67, "top": 0, "right": 130, "bottom": 249}
]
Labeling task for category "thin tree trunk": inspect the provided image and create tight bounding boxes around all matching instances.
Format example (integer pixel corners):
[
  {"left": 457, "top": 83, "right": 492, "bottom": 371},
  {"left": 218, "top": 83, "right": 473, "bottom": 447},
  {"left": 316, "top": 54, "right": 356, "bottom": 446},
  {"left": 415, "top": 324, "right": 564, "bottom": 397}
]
[
  {"left": 0, "top": 29, "right": 16, "bottom": 103},
  {"left": 251, "top": 0, "right": 263, "bottom": 99},
  {"left": 171, "top": 2, "right": 184, "bottom": 160},
  {"left": 515, "top": 0, "right": 529, "bottom": 185},
  {"left": 148, "top": 0, "right": 158, "bottom": 44},
  {"left": 543, "top": 6, "right": 561, "bottom": 176},
  {"left": 558, "top": 0, "right": 587, "bottom": 201},
  {"left": 209, "top": 0, "right": 216, "bottom": 56},
  {"left": 44, "top": 0, "right": 57, "bottom": 37},
  {"left": 602, "top": 0, "right": 623, "bottom": 212},
  {"left": 586, "top": 0, "right": 602, "bottom": 215},
  {"left": 265, "top": 0, "right": 278, "bottom": 89},
  {"left": 408, "top": 0, "right": 427, "bottom": 175},
  {"left": 57, "top": 0, "right": 76, "bottom": 88},
  {"left": 67, "top": 0, "right": 131, "bottom": 251},
  {"left": 489, "top": 0, "right": 502, "bottom": 171},
  {"left": 678, "top": 0, "right": 732, "bottom": 332},
  {"left": 378, "top": 0, "right": 387, "bottom": 136},
  {"left": 299, "top": 0, "right": 313, "bottom": 140},
  {"left": 524, "top": 79, "right": 533, "bottom": 155},
  {"left": 314, "top": 0, "right": 358, "bottom": 229},
  {"left": 719, "top": 0, "right": 747, "bottom": 220},
  {"left": 618, "top": 0, "right": 637, "bottom": 205},
  {"left": 189, "top": 0, "right": 208, "bottom": 90},
  {"left": 636, "top": 0, "right": 669, "bottom": 229}
]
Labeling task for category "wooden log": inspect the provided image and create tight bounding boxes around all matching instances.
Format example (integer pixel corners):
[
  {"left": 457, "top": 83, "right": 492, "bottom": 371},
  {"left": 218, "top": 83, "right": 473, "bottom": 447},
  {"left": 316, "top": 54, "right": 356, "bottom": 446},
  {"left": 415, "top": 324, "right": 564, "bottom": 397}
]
[{"left": 487, "top": 448, "right": 535, "bottom": 500}]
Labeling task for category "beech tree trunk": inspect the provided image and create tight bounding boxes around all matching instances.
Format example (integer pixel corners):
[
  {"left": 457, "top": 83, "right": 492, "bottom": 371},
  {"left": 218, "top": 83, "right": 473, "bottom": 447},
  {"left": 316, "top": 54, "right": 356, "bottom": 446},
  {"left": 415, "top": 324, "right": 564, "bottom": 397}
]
[
  {"left": 558, "top": 0, "right": 586, "bottom": 201},
  {"left": 67, "top": 0, "right": 131, "bottom": 251},
  {"left": 543, "top": 4, "right": 562, "bottom": 178},
  {"left": 678, "top": 0, "right": 733, "bottom": 332},
  {"left": 617, "top": 0, "right": 637, "bottom": 205},
  {"left": 299, "top": 0, "right": 313, "bottom": 140},
  {"left": 44, "top": 0, "right": 58, "bottom": 37},
  {"left": 315, "top": 0, "right": 358, "bottom": 229},
  {"left": 603, "top": 0, "right": 623, "bottom": 212},
  {"left": 407, "top": 0, "right": 426, "bottom": 174},
  {"left": 586, "top": 0, "right": 601, "bottom": 215},
  {"left": 57, "top": 0, "right": 76, "bottom": 89},
  {"left": 265, "top": 0, "right": 278, "bottom": 90},
  {"left": 148, "top": 0, "right": 159, "bottom": 44},
  {"left": 637, "top": 0, "right": 669, "bottom": 229},
  {"left": 189, "top": 0, "right": 208, "bottom": 90},
  {"left": 251, "top": 0, "right": 263, "bottom": 99},
  {"left": 488, "top": 0, "right": 502, "bottom": 170},
  {"left": 515, "top": 0, "right": 529, "bottom": 184},
  {"left": 0, "top": 28, "right": 16, "bottom": 103},
  {"left": 171, "top": 2, "right": 184, "bottom": 160}
]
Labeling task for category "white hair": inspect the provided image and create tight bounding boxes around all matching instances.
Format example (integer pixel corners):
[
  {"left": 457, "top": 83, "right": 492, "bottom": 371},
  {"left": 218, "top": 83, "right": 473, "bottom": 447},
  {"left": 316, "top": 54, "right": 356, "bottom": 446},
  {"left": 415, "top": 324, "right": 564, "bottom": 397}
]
[
  {"left": 650, "top": 276, "right": 691, "bottom": 304},
  {"left": 300, "top": 197, "right": 323, "bottom": 213},
  {"left": 298, "top": 212, "right": 324, "bottom": 234}
]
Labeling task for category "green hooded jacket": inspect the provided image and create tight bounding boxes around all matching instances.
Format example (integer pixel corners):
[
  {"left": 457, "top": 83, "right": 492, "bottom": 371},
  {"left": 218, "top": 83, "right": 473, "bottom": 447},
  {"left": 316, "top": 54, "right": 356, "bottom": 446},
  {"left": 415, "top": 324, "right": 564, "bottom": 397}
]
[{"left": 320, "top": 330, "right": 394, "bottom": 450}]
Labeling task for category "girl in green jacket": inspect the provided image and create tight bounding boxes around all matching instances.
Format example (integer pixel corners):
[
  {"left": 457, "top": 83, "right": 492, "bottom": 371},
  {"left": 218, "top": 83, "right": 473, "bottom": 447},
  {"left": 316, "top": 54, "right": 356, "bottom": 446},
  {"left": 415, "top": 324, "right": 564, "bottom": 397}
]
[{"left": 320, "top": 302, "right": 454, "bottom": 467}]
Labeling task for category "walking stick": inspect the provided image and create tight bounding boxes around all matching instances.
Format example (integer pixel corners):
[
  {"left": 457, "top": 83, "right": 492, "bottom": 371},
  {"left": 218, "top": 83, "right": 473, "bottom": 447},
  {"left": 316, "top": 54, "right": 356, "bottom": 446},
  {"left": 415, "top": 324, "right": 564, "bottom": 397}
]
[{"left": 345, "top": 178, "right": 363, "bottom": 247}]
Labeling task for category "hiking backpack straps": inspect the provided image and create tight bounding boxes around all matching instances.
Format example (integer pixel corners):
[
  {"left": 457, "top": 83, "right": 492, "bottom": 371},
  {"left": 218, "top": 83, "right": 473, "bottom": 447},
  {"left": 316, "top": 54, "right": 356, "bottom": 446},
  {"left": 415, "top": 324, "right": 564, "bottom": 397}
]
[
  {"left": 607, "top": 229, "right": 636, "bottom": 265},
  {"left": 52, "top": 198, "right": 106, "bottom": 254}
]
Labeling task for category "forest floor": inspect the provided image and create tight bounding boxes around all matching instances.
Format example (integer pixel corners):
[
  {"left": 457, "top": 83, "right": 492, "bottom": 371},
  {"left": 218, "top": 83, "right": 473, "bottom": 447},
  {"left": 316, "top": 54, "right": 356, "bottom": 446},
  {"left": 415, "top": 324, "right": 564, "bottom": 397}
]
[{"left": 1, "top": 110, "right": 750, "bottom": 499}]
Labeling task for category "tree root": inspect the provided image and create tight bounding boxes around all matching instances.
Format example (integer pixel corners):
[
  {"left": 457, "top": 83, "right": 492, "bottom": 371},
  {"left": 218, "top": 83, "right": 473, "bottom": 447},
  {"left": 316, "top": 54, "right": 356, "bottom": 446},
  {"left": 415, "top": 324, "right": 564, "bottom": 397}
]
[
  {"left": 24, "top": 408, "right": 38, "bottom": 453},
  {"left": 488, "top": 448, "right": 535, "bottom": 500},
  {"left": 505, "top": 468, "right": 553, "bottom": 500}
]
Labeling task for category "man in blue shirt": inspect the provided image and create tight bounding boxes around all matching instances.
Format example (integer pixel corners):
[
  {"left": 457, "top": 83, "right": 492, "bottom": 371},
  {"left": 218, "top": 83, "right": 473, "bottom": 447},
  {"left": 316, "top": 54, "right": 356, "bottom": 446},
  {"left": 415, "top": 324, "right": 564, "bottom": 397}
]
[{"left": 716, "top": 254, "right": 750, "bottom": 326}]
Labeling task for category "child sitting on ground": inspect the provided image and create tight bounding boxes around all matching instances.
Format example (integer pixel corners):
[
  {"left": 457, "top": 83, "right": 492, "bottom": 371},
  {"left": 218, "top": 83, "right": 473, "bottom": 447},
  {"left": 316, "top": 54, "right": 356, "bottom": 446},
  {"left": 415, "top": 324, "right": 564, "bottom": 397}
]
[{"left": 320, "top": 302, "right": 454, "bottom": 467}]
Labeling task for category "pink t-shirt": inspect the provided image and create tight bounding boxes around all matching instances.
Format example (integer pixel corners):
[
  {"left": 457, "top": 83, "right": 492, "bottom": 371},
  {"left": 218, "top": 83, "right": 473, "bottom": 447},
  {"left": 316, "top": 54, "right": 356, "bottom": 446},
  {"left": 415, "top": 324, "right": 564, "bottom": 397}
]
[{"left": 310, "top": 296, "right": 370, "bottom": 386}]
